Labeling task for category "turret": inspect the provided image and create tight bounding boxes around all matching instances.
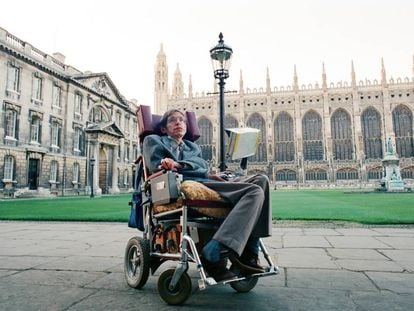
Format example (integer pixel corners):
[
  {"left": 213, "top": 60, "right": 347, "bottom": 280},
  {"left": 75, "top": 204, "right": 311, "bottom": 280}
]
[
  {"left": 266, "top": 67, "right": 271, "bottom": 94},
  {"left": 172, "top": 63, "right": 184, "bottom": 99},
  {"left": 322, "top": 63, "right": 327, "bottom": 91},
  {"left": 239, "top": 70, "right": 244, "bottom": 95},
  {"left": 293, "top": 65, "right": 298, "bottom": 92},
  {"left": 351, "top": 60, "right": 356, "bottom": 88},
  {"left": 154, "top": 44, "right": 169, "bottom": 113},
  {"left": 381, "top": 57, "right": 388, "bottom": 87}
]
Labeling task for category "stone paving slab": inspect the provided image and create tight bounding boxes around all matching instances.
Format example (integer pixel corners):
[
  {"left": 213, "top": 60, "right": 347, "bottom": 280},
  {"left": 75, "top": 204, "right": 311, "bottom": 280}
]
[
  {"left": 327, "top": 248, "right": 388, "bottom": 260},
  {"left": 34, "top": 255, "right": 122, "bottom": 272},
  {"left": 380, "top": 249, "right": 414, "bottom": 272},
  {"left": 2, "top": 270, "right": 108, "bottom": 287},
  {"left": 325, "top": 236, "right": 392, "bottom": 249},
  {"left": 302, "top": 228, "right": 342, "bottom": 236},
  {"left": 286, "top": 268, "right": 377, "bottom": 291},
  {"left": 366, "top": 272, "right": 414, "bottom": 294},
  {"left": 334, "top": 259, "right": 404, "bottom": 272},
  {"left": 375, "top": 236, "right": 414, "bottom": 249},
  {"left": 283, "top": 235, "right": 332, "bottom": 248},
  {"left": 0, "top": 221, "right": 413, "bottom": 310},
  {"left": 349, "top": 291, "right": 413, "bottom": 311},
  {"left": 275, "top": 248, "right": 337, "bottom": 269}
]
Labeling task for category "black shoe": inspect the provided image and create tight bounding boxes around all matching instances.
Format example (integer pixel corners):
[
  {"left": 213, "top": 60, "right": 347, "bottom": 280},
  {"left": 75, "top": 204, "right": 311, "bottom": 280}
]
[
  {"left": 201, "top": 257, "right": 237, "bottom": 282},
  {"left": 229, "top": 250, "right": 265, "bottom": 275}
]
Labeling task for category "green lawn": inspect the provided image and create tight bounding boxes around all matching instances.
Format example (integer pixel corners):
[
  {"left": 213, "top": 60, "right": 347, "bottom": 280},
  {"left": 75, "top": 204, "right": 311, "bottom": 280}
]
[
  {"left": 0, "top": 195, "right": 131, "bottom": 222},
  {"left": 272, "top": 190, "right": 414, "bottom": 224},
  {"left": 0, "top": 190, "right": 414, "bottom": 224}
]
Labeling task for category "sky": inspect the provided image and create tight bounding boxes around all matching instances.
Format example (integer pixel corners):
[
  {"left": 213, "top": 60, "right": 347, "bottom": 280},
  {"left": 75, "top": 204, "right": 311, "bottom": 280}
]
[{"left": 1, "top": 0, "right": 414, "bottom": 108}]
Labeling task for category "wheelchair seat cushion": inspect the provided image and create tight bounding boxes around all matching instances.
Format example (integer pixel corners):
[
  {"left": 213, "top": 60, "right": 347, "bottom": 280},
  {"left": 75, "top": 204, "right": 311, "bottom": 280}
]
[{"left": 153, "top": 180, "right": 231, "bottom": 218}]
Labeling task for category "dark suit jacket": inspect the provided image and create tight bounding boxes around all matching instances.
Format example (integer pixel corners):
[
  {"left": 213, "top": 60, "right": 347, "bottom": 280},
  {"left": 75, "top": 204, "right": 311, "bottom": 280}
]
[{"left": 142, "top": 134, "right": 209, "bottom": 181}]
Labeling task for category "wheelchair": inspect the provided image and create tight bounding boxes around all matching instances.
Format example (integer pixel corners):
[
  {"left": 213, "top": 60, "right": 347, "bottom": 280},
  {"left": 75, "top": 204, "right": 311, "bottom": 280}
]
[{"left": 124, "top": 105, "right": 279, "bottom": 305}]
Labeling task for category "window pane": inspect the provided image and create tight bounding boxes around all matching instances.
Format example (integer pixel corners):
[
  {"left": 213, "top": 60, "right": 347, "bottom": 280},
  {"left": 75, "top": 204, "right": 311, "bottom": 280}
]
[
  {"left": 4, "top": 156, "right": 14, "bottom": 180},
  {"left": 50, "top": 161, "right": 58, "bottom": 182},
  {"left": 5, "top": 110, "right": 16, "bottom": 137},
  {"left": 31, "top": 118, "right": 40, "bottom": 142}
]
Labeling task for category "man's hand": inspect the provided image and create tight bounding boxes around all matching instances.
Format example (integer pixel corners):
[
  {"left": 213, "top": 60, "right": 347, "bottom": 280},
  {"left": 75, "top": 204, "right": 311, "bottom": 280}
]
[
  {"left": 159, "top": 158, "right": 182, "bottom": 171},
  {"left": 208, "top": 174, "right": 226, "bottom": 182}
]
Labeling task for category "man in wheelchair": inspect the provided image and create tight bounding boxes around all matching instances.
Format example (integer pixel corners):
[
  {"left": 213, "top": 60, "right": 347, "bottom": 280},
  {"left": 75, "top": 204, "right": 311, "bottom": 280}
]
[{"left": 143, "top": 109, "right": 272, "bottom": 282}]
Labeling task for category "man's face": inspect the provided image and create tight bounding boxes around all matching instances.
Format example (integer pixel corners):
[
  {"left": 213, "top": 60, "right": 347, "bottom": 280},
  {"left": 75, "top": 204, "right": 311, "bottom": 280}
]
[{"left": 162, "top": 112, "right": 187, "bottom": 140}]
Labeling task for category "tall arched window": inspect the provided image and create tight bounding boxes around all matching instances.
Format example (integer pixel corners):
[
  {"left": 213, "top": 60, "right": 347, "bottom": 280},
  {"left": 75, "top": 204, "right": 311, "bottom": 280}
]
[
  {"left": 392, "top": 105, "right": 414, "bottom": 158},
  {"left": 331, "top": 109, "right": 353, "bottom": 160},
  {"left": 246, "top": 113, "right": 267, "bottom": 162},
  {"left": 274, "top": 112, "right": 295, "bottom": 162},
  {"left": 197, "top": 117, "right": 213, "bottom": 161},
  {"left": 361, "top": 107, "right": 383, "bottom": 159},
  {"left": 302, "top": 111, "right": 323, "bottom": 160}
]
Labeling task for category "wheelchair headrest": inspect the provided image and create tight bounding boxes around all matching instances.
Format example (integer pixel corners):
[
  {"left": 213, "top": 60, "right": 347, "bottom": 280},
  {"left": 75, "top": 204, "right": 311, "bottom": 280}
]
[{"left": 136, "top": 105, "right": 200, "bottom": 142}]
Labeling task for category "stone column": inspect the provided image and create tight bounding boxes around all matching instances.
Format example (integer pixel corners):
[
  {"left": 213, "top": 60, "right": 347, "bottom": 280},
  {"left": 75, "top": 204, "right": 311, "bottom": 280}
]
[
  {"left": 91, "top": 141, "right": 102, "bottom": 196},
  {"left": 110, "top": 145, "right": 120, "bottom": 193}
]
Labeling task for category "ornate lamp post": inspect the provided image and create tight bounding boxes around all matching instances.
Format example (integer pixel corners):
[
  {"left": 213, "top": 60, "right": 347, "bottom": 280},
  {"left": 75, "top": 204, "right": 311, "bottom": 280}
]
[
  {"left": 210, "top": 32, "right": 233, "bottom": 172},
  {"left": 90, "top": 157, "right": 95, "bottom": 198}
]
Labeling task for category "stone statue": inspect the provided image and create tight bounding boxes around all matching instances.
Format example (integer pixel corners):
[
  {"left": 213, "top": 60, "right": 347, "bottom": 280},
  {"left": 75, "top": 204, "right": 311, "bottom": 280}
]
[{"left": 387, "top": 138, "right": 393, "bottom": 154}]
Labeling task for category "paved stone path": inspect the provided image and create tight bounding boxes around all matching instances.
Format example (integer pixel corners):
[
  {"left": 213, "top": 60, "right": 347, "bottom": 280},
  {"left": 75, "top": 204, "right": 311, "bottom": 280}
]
[{"left": 0, "top": 221, "right": 413, "bottom": 310}]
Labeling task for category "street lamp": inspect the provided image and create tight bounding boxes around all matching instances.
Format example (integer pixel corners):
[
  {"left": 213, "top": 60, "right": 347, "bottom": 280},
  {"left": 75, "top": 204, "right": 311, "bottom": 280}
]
[
  {"left": 210, "top": 32, "right": 233, "bottom": 172},
  {"left": 90, "top": 157, "right": 95, "bottom": 198}
]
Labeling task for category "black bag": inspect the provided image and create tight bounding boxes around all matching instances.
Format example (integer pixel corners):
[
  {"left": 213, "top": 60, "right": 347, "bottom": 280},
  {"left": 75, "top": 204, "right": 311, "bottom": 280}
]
[{"left": 128, "top": 160, "right": 145, "bottom": 231}]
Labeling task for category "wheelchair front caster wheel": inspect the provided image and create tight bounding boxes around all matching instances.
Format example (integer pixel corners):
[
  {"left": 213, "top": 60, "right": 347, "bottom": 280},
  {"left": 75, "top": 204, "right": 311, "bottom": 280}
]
[
  {"left": 124, "top": 237, "right": 150, "bottom": 289},
  {"left": 157, "top": 268, "right": 192, "bottom": 305},
  {"left": 229, "top": 265, "right": 258, "bottom": 293}
]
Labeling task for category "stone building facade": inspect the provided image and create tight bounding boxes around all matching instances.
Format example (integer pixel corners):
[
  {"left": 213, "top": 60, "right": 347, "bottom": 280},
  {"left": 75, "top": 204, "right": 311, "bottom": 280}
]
[
  {"left": 155, "top": 46, "right": 414, "bottom": 188},
  {"left": 0, "top": 27, "right": 138, "bottom": 197}
]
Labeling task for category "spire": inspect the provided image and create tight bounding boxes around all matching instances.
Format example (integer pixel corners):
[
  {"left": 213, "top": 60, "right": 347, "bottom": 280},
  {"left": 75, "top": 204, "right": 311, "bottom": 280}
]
[
  {"left": 157, "top": 44, "right": 165, "bottom": 57},
  {"left": 154, "top": 43, "right": 168, "bottom": 114},
  {"left": 293, "top": 65, "right": 298, "bottom": 92},
  {"left": 188, "top": 75, "right": 193, "bottom": 98},
  {"left": 322, "top": 63, "right": 327, "bottom": 90},
  {"left": 239, "top": 69, "right": 244, "bottom": 95},
  {"left": 172, "top": 63, "right": 183, "bottom": 98},
  {"left": 266, "top": 67, "right": 271, "bottom": 94},
  {"left": 381, "top": 57, "right": 387, "bottom": 86},
  {"left": 351, "top": 60, "right": 356, "bottom": 88},
  {"left": 412, "top": 54, "right": 414, "bottom": 82}
]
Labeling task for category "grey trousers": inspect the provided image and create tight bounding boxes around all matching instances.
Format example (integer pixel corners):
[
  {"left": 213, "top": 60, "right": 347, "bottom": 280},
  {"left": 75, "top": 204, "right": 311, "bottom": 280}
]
[{"left": 203, "top": 174, "right": 272, "bottom": 256}]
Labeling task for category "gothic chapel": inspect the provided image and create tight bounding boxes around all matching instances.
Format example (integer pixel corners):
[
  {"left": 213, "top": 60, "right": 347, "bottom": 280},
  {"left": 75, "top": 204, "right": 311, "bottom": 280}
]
[{"left": 155, "top": 45, "right": 414, "bottom": 189}]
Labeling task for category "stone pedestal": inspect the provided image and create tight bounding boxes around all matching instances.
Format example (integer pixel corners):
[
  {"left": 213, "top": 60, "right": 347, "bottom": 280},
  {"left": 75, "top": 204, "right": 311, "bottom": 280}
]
[{"left": 378, "top": 142, "right": 408, "bottom": 192}]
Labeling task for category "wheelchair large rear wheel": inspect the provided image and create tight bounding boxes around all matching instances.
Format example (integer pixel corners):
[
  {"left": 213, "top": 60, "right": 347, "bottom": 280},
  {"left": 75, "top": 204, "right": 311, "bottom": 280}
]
[
  {"left": 157, "top": 268, "right": 192, "bottom": 305},
  {"left": 229, "top": 265, "right": 258, "bottom": 293},
  {"left": 124, "top": 236, "right": 150, "bottom": 289}
]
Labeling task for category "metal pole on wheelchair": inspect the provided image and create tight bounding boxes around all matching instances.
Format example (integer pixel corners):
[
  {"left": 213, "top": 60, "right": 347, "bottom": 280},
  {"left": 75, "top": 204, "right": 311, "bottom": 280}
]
[{"left": 210, "top": 33, "right": 233, "bottom": 172}]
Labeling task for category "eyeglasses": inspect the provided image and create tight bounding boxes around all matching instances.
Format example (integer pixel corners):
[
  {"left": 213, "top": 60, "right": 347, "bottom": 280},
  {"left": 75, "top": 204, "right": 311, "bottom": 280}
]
[{"left": 167, "top": 116, "right": 186, "bottom": 123}]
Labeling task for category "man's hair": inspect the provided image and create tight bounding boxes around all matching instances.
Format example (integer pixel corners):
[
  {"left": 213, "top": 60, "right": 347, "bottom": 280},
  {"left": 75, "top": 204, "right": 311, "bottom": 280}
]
[{"left": 158, "top": 109, "right": 185, "bottom": 128}]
